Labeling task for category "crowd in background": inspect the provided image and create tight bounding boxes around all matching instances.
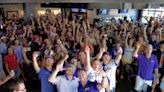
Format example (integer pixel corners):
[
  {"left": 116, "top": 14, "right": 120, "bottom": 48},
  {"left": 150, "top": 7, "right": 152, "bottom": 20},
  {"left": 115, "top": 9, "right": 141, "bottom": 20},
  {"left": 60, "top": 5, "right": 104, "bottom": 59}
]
[{"left": 0, "top": 10, "right": 163, "bottom": 92}]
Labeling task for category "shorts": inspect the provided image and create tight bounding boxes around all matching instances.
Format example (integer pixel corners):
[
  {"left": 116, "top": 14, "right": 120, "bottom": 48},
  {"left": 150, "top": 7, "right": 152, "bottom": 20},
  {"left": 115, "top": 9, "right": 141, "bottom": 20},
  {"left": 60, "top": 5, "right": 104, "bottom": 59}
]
[
  {"left": 135, "top": 76, "right": 152, "bottom": 92},
  {"left": 110, "top": 87, "right": 115, "bottom": 92},
  {"left": 160, "top": 81, "right": 164, "bottom": 89},
  {"left": 121, "top": 56, "right": 132, "bottom": 65}
]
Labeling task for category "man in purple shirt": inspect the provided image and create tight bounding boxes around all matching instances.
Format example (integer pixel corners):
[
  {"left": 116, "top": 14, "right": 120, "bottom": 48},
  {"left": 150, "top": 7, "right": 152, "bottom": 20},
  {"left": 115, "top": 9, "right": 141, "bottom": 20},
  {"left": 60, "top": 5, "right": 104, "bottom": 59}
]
[{"left": 133, "top": 44, "right": 159, "bottom": 92}]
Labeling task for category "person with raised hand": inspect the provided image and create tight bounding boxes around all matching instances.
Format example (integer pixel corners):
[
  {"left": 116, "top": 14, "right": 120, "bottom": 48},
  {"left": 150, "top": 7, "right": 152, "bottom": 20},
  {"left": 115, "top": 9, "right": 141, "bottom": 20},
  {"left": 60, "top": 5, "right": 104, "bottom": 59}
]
[
  {"left": 33, "top": 51, "right": 55, "bottom": 92},
  {"left": 120, "top": 31, "right": 134, "bottom": 79},
  {"left": 49, "top": 54, "right": 79, "bottom": 92},
  {"left": 96, "top": 46, "right": 122, "bottom": 92},
  {"left": 78, "top": 69, "right": 108, "bottom": 92},
  {"left": 133, "top": 43, "right": 159, "bottom": 92},
  {"left": 84, "top": 45, "right": 109, "bottom": 92}
]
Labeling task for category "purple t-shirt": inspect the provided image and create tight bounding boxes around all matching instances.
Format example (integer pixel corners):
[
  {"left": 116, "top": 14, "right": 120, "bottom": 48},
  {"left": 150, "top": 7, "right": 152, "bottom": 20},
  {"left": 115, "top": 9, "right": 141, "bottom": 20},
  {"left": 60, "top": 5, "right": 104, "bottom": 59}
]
[{"left": 137, "top": 53, "right": 158, "bottom": 80}]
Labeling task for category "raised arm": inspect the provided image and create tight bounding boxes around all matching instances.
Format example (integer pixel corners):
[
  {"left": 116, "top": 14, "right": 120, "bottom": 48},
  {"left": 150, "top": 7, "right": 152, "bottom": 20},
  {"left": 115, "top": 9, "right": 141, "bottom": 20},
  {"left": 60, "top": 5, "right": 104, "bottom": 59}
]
[
  {"left": 32, "top": 52, "right": 40, "bottom": 73},
  {"left": 0, "top": 70, "right": 15, "bottom": 86},
  {"left": 48, "top": 55, "right": 68, "bottom": 84},
  {"left": 75, "top": 23, "right": 81, "bottom": 42},
  {"left": 97, "top": 72, "right": 108, "bottom": 90},
  {"left": 82, "top": 20, "right": 89, "bottom": 38},
  {"left": 125, "top": 32, "right": 130, "bottom": 48},
  {"left": 86, "top": 19, "right": 91, "bottom": 31},
  {"left": 143, "top": 26, "right": 148, "bottom": 43},
  {"left": 57, "top": 39, "right": 68, "bottom": 54},
  {"left": 22, "top": 26, "right": 27, "bottom": 38},
  {"left": 115, "top": 47, "right": 123, "bottom": 65},
  {"left": 111, "top": 23, "right": 118, "bottom": 30},
  {"left": 72, "top": 20, "right": 76, "bottom": 38},
  {"left": 157, "top": 28, "right": 163, "bottom": 41},
  {"left": 79, "top": 35, "right": 84, "bottom": 47},
  {"left": 84, "top": 45, "right": 91, "bottom": 71},
  {"left": 95, "top": 47, "right": 106, "bottom": 60},
  {"left": 22, "top": 48, "right": 31, "bottom": 65},
  {"left": 132, "top": 43, "right": 141, "bottom": 58}
]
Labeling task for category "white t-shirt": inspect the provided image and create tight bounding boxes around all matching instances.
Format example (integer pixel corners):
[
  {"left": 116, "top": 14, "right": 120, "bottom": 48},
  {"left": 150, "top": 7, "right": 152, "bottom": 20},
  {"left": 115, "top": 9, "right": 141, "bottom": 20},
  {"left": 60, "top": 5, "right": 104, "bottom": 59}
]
[
  {"left": 101, "top": 60, "right": 119, "bottom": 90},
  {"left": 87, "top": 67, "right": 106, "bottom": 92}
]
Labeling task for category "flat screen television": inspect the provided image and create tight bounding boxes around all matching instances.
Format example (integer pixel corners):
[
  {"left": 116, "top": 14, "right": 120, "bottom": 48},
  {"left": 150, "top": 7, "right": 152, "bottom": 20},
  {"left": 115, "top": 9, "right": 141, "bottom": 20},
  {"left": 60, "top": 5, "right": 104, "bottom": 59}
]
[
  {"left": 97, "top": 9, "right": 109, "bottom": 15},
  {"left": 79, "top": 8, "right": 87, "bottom": 13},
  {"left": 119, "top": 9, "right": 128, "bottom": 13},
  {"left": 71, "top": 8, "right": 79, "bottom": 12}
]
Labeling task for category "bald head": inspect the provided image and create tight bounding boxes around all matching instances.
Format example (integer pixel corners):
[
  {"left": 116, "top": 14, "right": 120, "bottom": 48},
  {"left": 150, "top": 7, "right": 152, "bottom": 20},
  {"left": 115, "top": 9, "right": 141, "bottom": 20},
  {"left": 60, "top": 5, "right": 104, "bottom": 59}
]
[{"left": 145, "top": 44, "right": 153, "bottom": 55}]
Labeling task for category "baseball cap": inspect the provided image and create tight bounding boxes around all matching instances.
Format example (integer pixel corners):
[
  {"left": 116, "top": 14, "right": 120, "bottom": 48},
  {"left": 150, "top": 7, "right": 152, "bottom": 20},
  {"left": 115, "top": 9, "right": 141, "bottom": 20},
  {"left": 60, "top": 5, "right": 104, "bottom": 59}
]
[
  {"left": 103, "top": 51, "right": 111, "bottom": 56},
  {"left": 66, "top": 63, "right": 76, "bottom": 70},
  {"left": 45, "top": 55, "right": 54, "bottom": 61},
  {"left": 32, "top": 35, "right": 39, "bottom": 40}
]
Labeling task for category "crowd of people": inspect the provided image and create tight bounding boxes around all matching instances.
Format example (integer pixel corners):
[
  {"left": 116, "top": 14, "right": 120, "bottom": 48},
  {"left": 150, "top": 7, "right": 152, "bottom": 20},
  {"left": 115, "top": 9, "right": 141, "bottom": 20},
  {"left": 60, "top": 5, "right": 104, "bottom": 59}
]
[{"left": 0, "top": 10, "right": 163, "bottom": 92}]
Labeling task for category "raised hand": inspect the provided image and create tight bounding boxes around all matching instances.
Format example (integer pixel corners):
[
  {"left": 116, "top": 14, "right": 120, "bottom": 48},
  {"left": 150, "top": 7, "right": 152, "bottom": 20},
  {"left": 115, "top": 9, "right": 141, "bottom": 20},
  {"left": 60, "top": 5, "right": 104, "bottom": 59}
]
[
  {"left": 56, "top": 63, "right": 63, "bottom": 71},
  {"left": 84, "top": 45, "right": 90, "bottom": 54},
  {"left": 72, "top": 20, "right": 75, "bottom": 25},
  {"left": 101, "top": 71, "right": 107, "bottom": 78},
  {"left": 100, "top": 47, "right": 106, "bottom": 53},
  {"left": 76, "top": 23, "right": 81, "bottom": 29},
  {"left": 136, "top": 42, "right": 141, "bottom": 49},
  {"left": 33, "top": 52, "right": 39, "bottom": 59},
  {"left": 117, "top": 47, "right": 123, "bottom": 54},
  {"left": 64, "top": 54, "right": 69, "bottom": 60},
  {"left": 126, "top": 32, "right": 131, "bottom": 37},
  {"left": 9, "top": 70, "right": 15, "bottom": 77},
  {"left": 82, "top": 21, "right": 87, "bottom": 30},
  {"left": 56, "top": 54, "right": 69, "bottom": 71},
  {"left": 23, "top": 26, "right": 27, "bottom": 31},
  {"left": 57, "top": 39, "right": 62, "bottom": 45}
]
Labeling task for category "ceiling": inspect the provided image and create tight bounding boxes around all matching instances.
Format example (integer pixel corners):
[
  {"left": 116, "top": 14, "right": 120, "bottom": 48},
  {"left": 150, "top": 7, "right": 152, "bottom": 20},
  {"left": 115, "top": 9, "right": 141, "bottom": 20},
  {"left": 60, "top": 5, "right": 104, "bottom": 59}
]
[
  {"left": 0, "top": 0, "right": 163, "bottom": 9},
  {"left": 0, "top": 0, "right": 164, "bottom": 4}
]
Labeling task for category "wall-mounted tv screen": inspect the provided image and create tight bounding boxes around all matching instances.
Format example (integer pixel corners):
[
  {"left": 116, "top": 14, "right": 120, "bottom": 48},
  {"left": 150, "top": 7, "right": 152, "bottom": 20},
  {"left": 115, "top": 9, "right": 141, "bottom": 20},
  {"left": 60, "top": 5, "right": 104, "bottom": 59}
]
[
  {"left": 71, "top": 8, "right": 79, "bottom": 12},
  {"left": 79, "top": 8, "right": 87, "bottom": 13},
  {"left": 97, "top": 9, "right": 110, "bottom": 15},
  {"left": 119, "top": 9, "right": 128, "bottom": 13},
  {"left": 71, "top": 8, "right": 87, "bottom": 13}
]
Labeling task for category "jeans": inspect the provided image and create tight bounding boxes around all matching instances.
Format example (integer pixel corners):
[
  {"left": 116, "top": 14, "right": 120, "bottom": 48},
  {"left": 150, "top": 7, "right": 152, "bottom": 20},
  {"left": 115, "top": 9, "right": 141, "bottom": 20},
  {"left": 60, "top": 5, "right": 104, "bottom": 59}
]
[
  {"left": 110, "top": 88, "right": 115, "bottom": 92},
  {"left": 13, "top": 67, "right": 21, "bottom": 78}
]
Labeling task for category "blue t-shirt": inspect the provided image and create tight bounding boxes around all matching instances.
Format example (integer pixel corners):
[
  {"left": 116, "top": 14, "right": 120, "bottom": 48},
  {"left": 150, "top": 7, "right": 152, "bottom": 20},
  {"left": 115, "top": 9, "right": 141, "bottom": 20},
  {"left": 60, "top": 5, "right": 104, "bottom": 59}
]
[
  {"left": 38, "top": 68, "right": 55, "bottom": 92},
  {"left": 13, "top": 46, "right": 23, "bottom": 62},
  {"left": 111, "top": 48, "right": 117, "bottom": 59},
  {"left": 137, "top": 53, "right": 158, "bottom": 80},
  {"left": 78, "top": 81, "right": 99, "bottom": 92},
  {"left": 111, "top": 48, "right": 124, "bottom": 59}
]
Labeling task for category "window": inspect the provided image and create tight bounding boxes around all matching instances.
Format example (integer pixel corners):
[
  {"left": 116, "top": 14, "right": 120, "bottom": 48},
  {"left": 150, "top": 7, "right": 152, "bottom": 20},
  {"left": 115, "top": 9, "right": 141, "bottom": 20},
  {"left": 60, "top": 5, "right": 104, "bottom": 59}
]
[
  {"left": 142, "top": 6, "right": 164, "bottom": 18},
  {"left": 154, "top": 12, "right": 162, "bottom": 17}
]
